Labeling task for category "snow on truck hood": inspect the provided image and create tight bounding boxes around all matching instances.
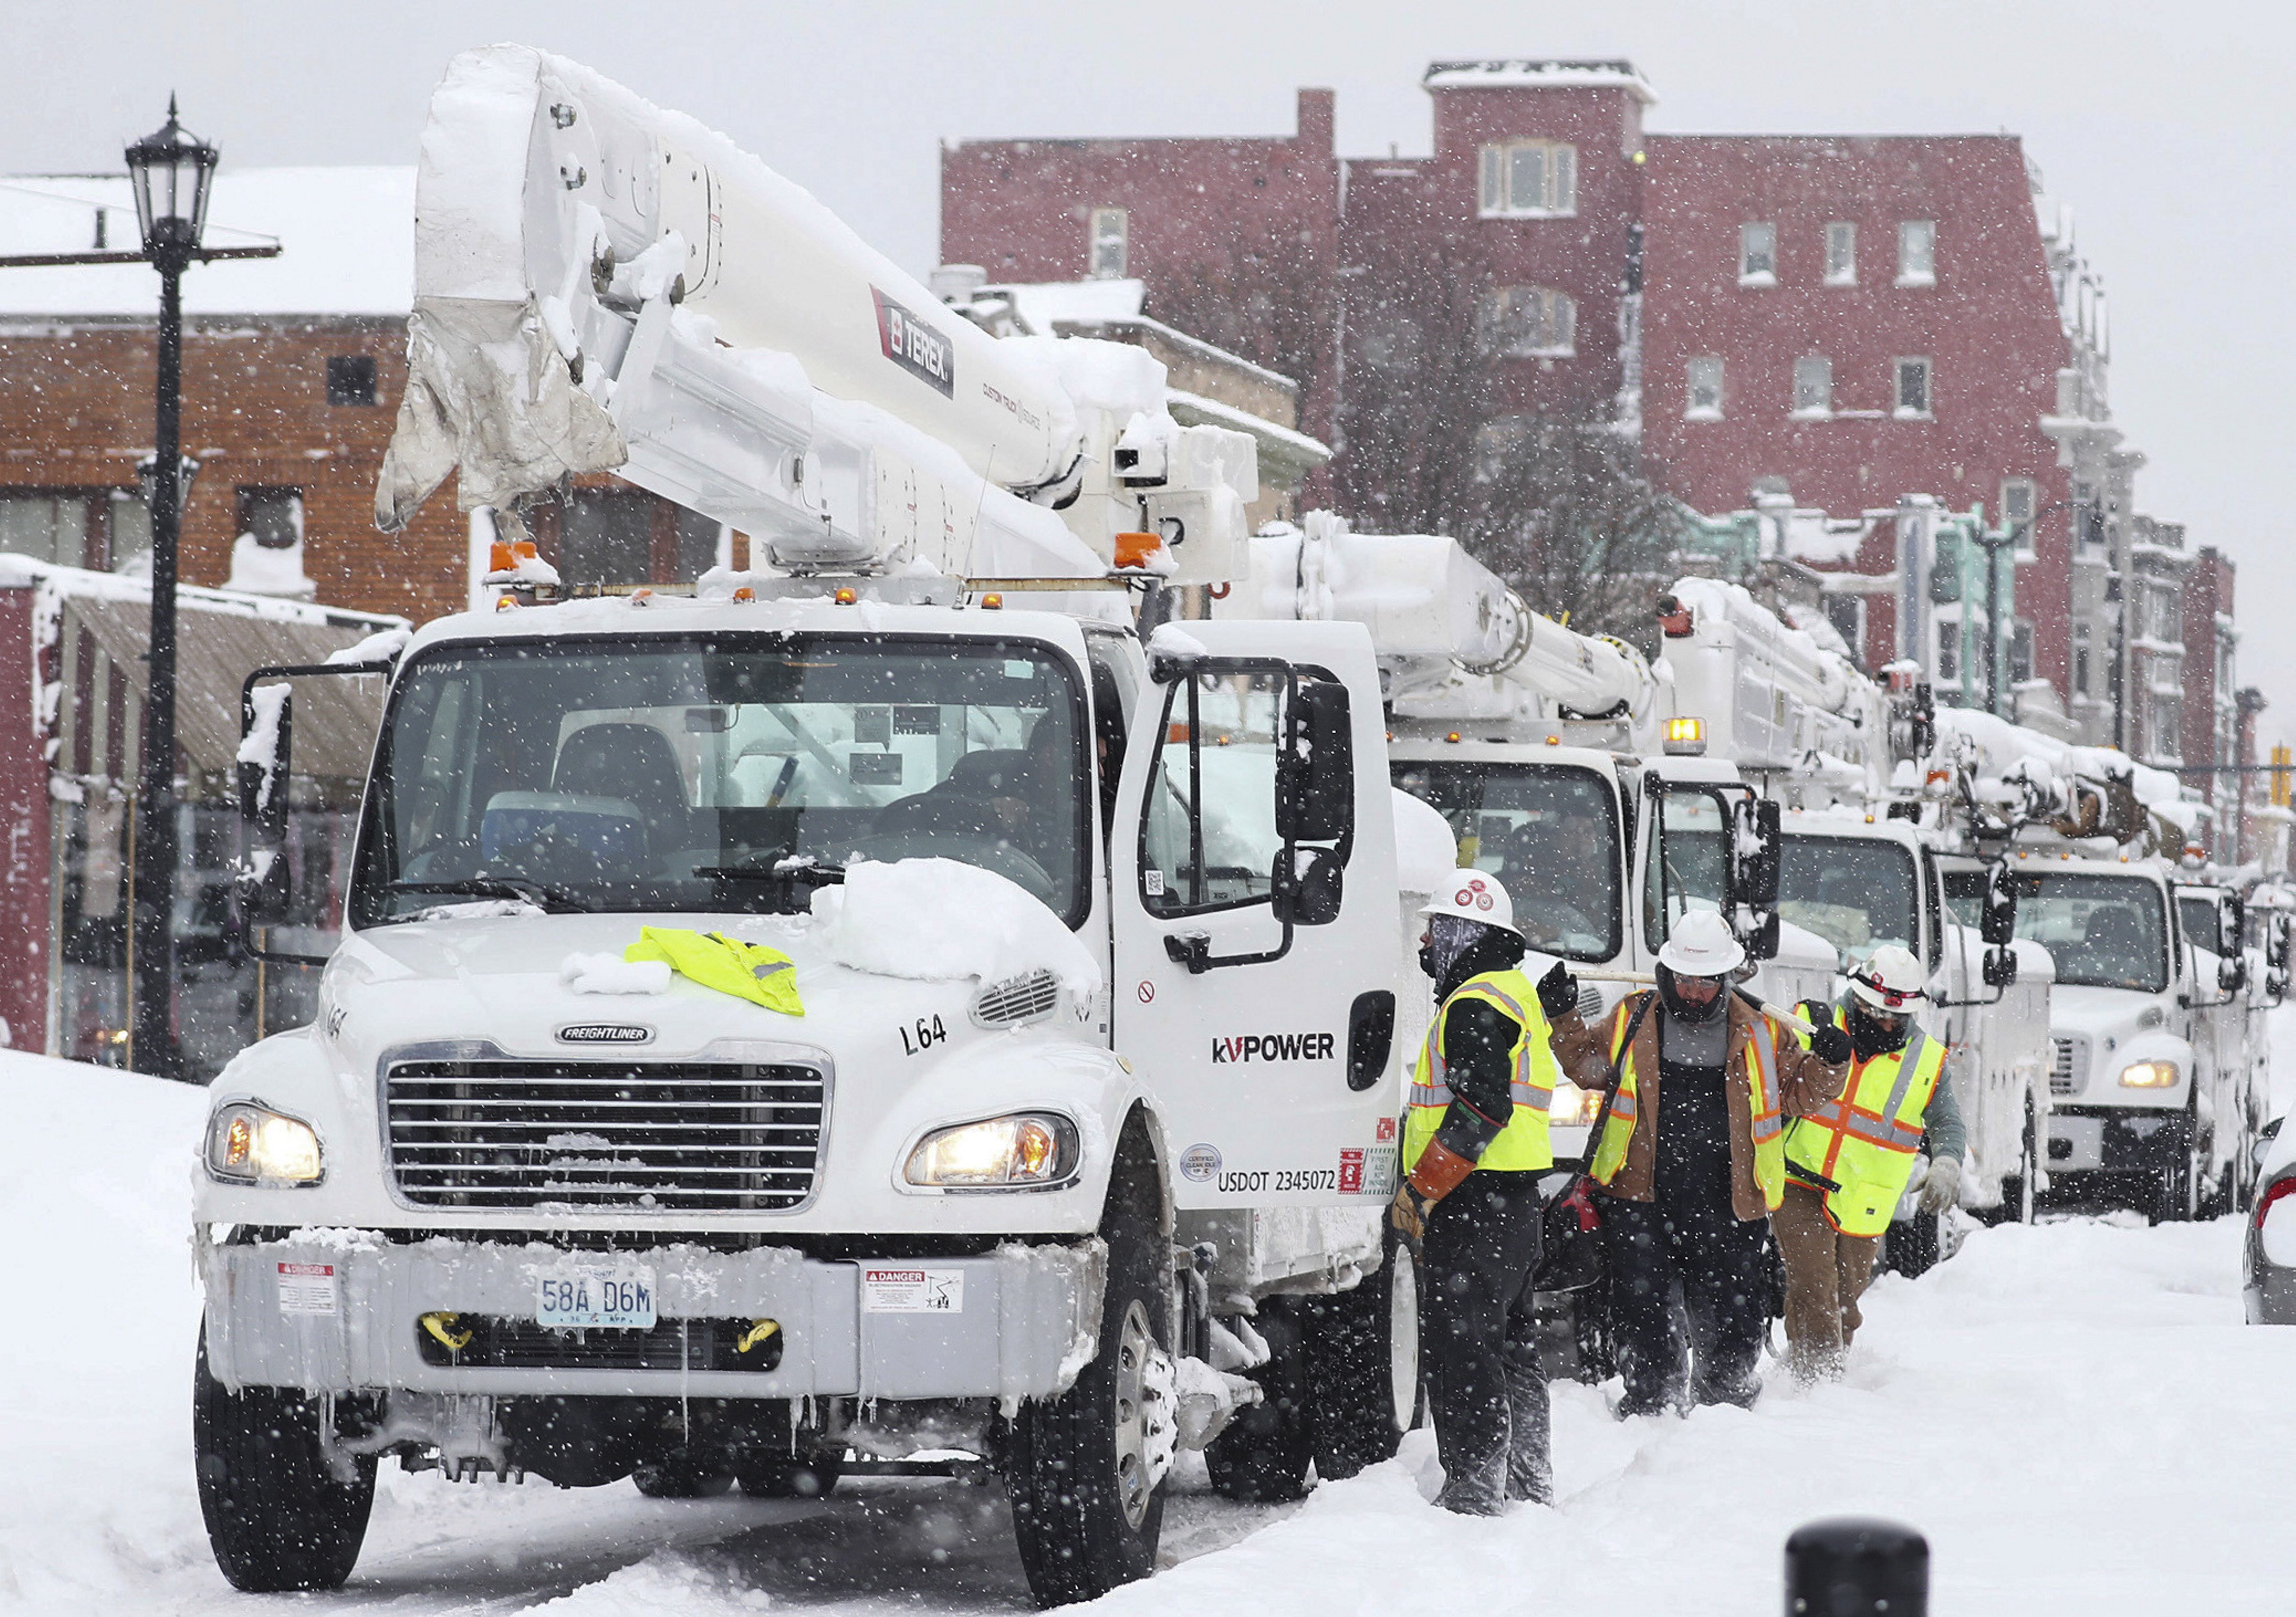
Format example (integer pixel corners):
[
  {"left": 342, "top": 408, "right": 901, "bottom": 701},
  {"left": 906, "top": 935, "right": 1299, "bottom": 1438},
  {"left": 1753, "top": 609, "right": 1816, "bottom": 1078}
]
[{"left": 337, "top": 858, "right": 1099, "bottom": 1010}]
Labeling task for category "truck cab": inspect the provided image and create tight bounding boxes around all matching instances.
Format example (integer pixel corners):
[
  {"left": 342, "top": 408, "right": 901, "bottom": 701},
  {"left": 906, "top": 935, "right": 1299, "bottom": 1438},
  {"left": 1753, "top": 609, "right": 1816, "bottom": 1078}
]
[
  {"left": 2010, "top": 854, "right": 2205, "bottom": 1218},
  {"left": 198, "top": 587, "right": 1413, "bottom": 1599}
]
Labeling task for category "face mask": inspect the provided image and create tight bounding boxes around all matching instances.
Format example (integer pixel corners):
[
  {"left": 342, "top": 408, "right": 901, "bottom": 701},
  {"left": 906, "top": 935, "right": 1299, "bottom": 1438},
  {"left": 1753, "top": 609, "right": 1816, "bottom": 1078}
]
[
  {"left": 1848, "top": 1001, "right": 1911, "bottom": 1058},
  {"left": 1419, "top": 914, "right": 1487, "bottom": 983},
  {"left": 1658, "top": 965, "right": 1728, "bottom": 1024}
]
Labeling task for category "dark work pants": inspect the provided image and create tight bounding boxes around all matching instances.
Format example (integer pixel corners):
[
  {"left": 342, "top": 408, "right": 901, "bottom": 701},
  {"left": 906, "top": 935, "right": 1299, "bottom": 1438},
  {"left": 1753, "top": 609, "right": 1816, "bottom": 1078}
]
[
  {"left": 1419, "top": 1169, "right": 1549, "bottom": 1514},
  {"left": 1598, "top": 1187, "right": 1770, "bottom": 1415}
]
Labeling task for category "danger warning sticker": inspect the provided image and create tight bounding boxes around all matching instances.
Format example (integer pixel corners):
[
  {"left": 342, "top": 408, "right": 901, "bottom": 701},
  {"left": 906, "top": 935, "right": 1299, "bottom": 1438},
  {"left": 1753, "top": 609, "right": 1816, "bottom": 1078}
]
[
  {"left": 861, "top": 1265, "right": 966, "bottom": 1314},
  {"left": 276, "top": 1261, "right": 338, "bottom": 1316}
]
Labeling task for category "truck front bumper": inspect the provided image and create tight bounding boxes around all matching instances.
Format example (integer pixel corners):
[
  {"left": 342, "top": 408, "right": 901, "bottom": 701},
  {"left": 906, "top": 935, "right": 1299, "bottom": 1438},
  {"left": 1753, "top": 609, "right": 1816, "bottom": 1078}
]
[{"left": 200, "top": 1233, "right": 1104, "bottom": 1402}]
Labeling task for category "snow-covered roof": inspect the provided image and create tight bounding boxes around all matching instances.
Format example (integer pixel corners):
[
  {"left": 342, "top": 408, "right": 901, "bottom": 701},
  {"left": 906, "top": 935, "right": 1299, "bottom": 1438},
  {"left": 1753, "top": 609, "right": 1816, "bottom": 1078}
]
[
  {"left": 0, "top": 167, "right": 414, "bottom": 319},
  {"left": 1421, "top": 59, "right": 1657, "bottom": 103},
  {"left": 994, "top": 278, "right": 1147, "bottom": 330}
]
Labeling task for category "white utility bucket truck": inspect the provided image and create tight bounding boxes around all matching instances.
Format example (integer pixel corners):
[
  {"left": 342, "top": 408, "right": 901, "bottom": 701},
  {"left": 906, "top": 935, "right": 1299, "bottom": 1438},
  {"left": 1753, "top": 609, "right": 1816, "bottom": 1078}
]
[
  {"left": 1926, "top": 708, "right": 2275, "bottom": 1218},
  {"left": 1213, "top": 521, "right": 1821, "bottom": 1165},
  {"left": 1657, "top": 582, "right": 2045, "bottom": 1255},
  {"left": 193, "top": 47, "right": 1413, "bottom": 1604}
]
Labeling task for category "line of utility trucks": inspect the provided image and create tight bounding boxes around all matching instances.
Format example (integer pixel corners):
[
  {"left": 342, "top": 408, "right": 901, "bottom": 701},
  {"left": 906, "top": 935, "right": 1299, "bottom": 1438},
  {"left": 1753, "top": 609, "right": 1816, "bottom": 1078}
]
[{"left": 186, "top": 43, "right": 2289, "bottom": 1606}]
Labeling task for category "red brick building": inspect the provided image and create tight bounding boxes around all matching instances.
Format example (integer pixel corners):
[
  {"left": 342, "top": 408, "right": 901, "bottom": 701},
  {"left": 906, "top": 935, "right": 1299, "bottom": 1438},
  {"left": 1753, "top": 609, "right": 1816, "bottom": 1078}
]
[{"left": 940, "top": 59, "right": 2101, "bottom": 723}]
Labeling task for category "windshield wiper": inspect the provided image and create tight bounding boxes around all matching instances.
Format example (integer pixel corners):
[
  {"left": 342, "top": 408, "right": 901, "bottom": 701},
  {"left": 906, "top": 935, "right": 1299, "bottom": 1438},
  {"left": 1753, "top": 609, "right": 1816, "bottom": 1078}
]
[
  {"left": 692, "top": 857, "right": 847, "bottom": 914},
  {"left": 389, "top": 876, "right": 591, "bottom": 914}
]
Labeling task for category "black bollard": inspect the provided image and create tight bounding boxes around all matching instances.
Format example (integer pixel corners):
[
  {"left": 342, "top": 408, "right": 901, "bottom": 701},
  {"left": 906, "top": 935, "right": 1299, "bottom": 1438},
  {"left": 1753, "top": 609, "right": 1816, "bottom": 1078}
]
[{"left": 1784, "top": 1517, "right": 1928, "bottom": 1616}]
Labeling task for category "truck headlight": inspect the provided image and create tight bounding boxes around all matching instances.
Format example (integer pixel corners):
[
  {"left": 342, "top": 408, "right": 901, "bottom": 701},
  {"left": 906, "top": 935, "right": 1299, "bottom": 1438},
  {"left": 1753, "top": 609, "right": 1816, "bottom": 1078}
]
[
  {"left": 904, "top": 1113, "right": 1076, "bottom": 1189},
  {"left": 206, "top": 1102, "right": 324, "bottom": 1184},
  {"left": 2118, "top": 1059, "right": 2179, "bottom": 1089},
  {"left": 1548, "top": 1080, "right": 1604, "bottom": 1128}
]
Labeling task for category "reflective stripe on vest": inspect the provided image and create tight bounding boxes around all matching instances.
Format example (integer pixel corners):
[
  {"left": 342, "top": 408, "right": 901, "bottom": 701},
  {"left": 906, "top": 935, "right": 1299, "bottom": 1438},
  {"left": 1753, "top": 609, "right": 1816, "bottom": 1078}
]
[
  {"left": 1404, "top": 969, "right": 1558, "bottom": 1174},
  {"left": 1590, "top": 994, "right": 1788, "bottom": 1211},
  {"left": 1785, "top": 1015, "right": 1946, "bottom": 1237}
]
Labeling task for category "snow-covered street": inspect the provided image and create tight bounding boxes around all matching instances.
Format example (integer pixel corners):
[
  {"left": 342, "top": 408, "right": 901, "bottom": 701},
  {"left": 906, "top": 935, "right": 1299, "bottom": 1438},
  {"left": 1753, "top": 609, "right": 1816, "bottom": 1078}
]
[{"left": 2, "top": 1048, "right": 2290, "bottom": 1616}]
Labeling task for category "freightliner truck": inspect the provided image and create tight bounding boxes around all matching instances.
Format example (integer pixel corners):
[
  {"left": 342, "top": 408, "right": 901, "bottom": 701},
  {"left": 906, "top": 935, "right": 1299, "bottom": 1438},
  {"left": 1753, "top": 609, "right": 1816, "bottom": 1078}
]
[{"left": 192, "top": 46, "right": 1415, "bottom": 1604}]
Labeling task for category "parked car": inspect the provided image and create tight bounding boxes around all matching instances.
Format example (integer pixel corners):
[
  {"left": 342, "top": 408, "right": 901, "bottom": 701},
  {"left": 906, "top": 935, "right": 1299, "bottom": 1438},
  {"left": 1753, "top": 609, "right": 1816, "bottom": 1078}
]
[{"left": 2241, "top": 1116, "right": 2295, "bottom": 1323}]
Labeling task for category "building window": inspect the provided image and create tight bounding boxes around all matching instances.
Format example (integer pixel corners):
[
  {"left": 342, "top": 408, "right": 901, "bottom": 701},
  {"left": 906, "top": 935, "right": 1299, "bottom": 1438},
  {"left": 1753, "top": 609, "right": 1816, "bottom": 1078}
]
[
  {"left": 2011, "top": 620, "right": 2035, "bottom": 684},
  {"left": 0, "top": 490, "right": 101, "bottom": 569},
  {"left": 1895, "top": 357, "right": 1933, "bottom": 418},
  {"left": 1686, "top": 357, "right": 1724, "bottom": 419},
  {"left": 2151, "top": 694, "right": 2182, "bottom": 761},
  {"left": 560, "top": 487, "right": 656, "bottom": 585},
  {"left": 1937, "top": 616, "right": 1960, "bottom": 684},
  {"left": 1824, "top": 222, "right": 1857, "bottom": 286},
  {"left": 236, "top": 487, "right": 304, "bottom": 550},
  {"left": 1478, "top": 141, "right": 1577, "bottom": 217},
  {"left": 1825, "top": 594, "right": 1864, "bottom": 660},
  {"left": 325, "top": 354, "right": 377, "bottom": 407},
  {"left": 1739, "top": 222, "right": 1777, "bottom": 286},
  {"left": 1898, "top": 220, "right": 1936, "bottom": 287},
  {"left": 2002, "top": 477, "right": 2038, "bottom": 553},
  {"left": 1088, "top": 208, "right": 1128, "bottom": 280},
  {"left": 1792, "top": 356, "right": 1833, "bottom": 417},
  {"left": 1478, "top": 286, "right": 1577, "bottom": 357},
  {"left": 2075, "top": 622, "right": 2092, "bottom": 695}
]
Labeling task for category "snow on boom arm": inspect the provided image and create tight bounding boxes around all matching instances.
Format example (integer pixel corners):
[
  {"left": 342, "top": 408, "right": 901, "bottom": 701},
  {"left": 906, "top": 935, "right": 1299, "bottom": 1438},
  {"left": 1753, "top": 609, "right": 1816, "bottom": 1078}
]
[
  {"left": 1217, "top": 514, "right": 1657, "bottom": 743},
  {"left": 374, "top": 44, "right": 1255, "bottom": 585}
]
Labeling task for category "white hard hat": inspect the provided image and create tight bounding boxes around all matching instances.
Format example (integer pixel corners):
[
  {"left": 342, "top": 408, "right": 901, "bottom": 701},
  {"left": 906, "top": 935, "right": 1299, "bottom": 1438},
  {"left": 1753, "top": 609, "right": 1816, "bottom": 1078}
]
[
  {"left": 1850, "top": 944, "right": 1927, "bottom": 1012},
  {"left": 1417, "top": 869, "right": 1520, "bottom": 936},
  {"left": 1656, "top": 909, "right": 1746, "bottom": 977}
]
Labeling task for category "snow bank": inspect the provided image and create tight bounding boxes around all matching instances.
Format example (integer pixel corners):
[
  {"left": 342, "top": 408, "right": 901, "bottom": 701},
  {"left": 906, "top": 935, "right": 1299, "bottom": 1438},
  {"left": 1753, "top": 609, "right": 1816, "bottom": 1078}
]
[
  {"left": 809, "top": 858, "right": 1102, "bottom": 994},
  {"left": 0, "top": 1055, "right": 210, "bottom": 1611}
]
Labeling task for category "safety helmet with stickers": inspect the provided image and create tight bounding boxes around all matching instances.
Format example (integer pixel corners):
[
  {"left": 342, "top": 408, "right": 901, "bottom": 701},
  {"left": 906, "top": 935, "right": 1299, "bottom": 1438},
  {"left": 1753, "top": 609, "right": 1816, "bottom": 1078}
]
[
  {"left": 1416, "top": 870, "right": 1519, "bottom": 936},
  {"left": 1849, "top": 943, "right": 1928, "bottom": 1012}
]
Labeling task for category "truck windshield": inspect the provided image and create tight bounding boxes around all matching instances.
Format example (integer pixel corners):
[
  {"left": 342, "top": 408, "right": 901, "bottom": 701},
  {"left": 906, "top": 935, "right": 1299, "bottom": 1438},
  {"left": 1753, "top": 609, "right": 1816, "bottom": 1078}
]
[
  {"left": 1778, "top": 835, "right": 1918, "bottom": 966},
  {"left": 2012, "top": 873, "right": 2168, "bottom": 992},
  {"left": 349, "top": 634, "right": 1090, "bottom": 927},
  {"left": 1390, "top": 760, "right": 1621, "bottom": 960}
]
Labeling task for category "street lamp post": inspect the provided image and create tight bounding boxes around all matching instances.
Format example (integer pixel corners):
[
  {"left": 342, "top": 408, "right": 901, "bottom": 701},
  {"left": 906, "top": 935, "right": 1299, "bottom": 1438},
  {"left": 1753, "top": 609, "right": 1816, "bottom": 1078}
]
[
  {"left": 123, "top": 99, "right": 218, "bottom": 1080},
  {"left": 1975, "top": 522, "right": 2015, "bottom": 718}
]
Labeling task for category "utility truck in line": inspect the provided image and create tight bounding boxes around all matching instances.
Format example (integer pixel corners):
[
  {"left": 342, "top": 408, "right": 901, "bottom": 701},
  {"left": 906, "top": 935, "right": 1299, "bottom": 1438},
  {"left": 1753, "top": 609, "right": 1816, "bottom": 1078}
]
[{"left": 194, "top": 47, "right": 1414, "bottom": 1603}]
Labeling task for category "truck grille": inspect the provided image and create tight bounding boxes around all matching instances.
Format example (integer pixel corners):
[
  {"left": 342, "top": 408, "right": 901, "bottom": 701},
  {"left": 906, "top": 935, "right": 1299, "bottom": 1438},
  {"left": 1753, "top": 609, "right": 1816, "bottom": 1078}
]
[
  {"left": 385, "top": 1059, "right": 828, "bottom": 1212},
  {"left": 2050, "top": 1036, "right": 2087, "bottom": 1098},
  {"left": 413, "top": 1315, "right": 784, "bottom": 1372}
]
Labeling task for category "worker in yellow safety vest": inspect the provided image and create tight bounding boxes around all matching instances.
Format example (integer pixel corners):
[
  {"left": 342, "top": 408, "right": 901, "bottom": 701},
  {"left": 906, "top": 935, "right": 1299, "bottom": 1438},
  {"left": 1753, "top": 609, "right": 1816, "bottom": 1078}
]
[
  {"left": 1773, "top": 944, "right": 1966, "bottom": 1382},
  {"left": 1391, "top": 870, "right": 1578, "bottom": 1514}
]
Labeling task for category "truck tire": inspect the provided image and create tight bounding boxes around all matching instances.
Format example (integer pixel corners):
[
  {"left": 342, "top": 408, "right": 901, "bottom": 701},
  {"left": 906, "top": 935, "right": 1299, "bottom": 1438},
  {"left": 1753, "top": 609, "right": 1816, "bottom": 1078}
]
[
  {"left": 1205, "top": 1301, "right": 1313, "bottom": 1501},
  {"left": 1007, "top": 1120, "right": 1169, "bottom": 1606},
  {"left": 1885, "top": 1211, "right": 1941, "bottom": 1278},
  {"left": 1302, "top": 1224, "right": 1422, "bottom": 1480},
  {"left": 634, "top": 1458, "right": 736, "bottom": 1497},
  {"left": 736, "top": 1453, "right": 844, "bottom": 1499},
  {"left": 193, "top": 1327, "right": 375, "bottom": 1593}
]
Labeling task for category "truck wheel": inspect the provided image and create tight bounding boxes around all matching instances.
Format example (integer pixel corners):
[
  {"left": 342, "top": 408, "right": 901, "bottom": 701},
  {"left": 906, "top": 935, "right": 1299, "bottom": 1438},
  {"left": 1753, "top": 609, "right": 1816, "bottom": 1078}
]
[
  {"left": 1007, "top": 1122, "right": 1170, "bottom": 1606},
  {"left": 736, "top": 1453, "right": 844, "bottom": 1499},
  {"left": 1206, "top": 1302, "right": 1313, "bottom": 1501},
  {"left": 1303, "top": 1224, "right": 1421, "bottom": 1480},
  {"left": 1888, "top": 1211, "right": 1941, "bottom": 1278},
  {"left": 193, "top": 1326, "right": 375, "bottom": 1593},
  {"left": 634, "top": 1458, "right": 736, "bottom": 1497}
]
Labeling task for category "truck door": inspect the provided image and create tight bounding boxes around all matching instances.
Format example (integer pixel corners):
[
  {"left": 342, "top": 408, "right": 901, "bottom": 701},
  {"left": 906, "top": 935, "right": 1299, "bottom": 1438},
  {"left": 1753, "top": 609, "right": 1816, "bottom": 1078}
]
[{"left": 1110, "top": 620, "right": 1401, "bottom": 1210}]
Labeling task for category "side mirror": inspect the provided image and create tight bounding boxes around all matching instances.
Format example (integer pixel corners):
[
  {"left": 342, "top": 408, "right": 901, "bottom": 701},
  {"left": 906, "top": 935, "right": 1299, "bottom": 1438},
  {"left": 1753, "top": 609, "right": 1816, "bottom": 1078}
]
[
  {"left": 1980, "top": 863, "right": 2018, "bottom": 946},
  {"left": 1276, "top": 678, "right": 1353, "bottom": 846},
  {"left": 1983, "top": 945, "right": 2019, "bottom": 989},
  {"left": 1271, "top": 845, "right": 1344, "bottom": 927},
  {"left": 1741, "top": 911, "right": 1781, "bottom": 963},
  {"left": 1736, "top": 797, "right": 1782, "bottom": 910},
  {"left": 2221, "top": 956, "right": 2248, "bottom": 994},
  {"left": 236, "top": 682, "right": 294, "bottom": 924}
]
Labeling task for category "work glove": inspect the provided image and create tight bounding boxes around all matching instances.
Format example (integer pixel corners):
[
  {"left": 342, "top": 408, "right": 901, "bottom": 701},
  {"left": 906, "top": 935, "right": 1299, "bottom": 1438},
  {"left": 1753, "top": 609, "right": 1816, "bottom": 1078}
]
[
  {"left": 1808, "top": 1020, "right": 1853, "bottom": 1065},
  {"left": 1391, "top": 1137, "right": 1478, "bottom": 1239},
  {"left": 1918, "top": 1154, "right": 1963, "bottom": 1215},
  {"left": 1797, "top": 999, "right": 1835, "bottom": 1029},
  {"left": 1535, "top": 958, "right": 1581, "bottom": 1020}
]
